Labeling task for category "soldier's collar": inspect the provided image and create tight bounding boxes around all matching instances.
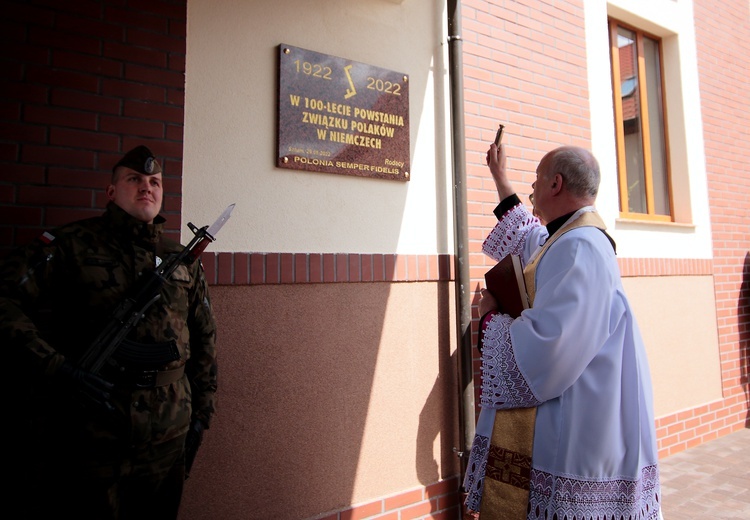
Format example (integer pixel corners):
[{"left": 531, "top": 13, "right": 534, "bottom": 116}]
[{"left": 105, "top": 202, "right": 165, "bottom": 242}]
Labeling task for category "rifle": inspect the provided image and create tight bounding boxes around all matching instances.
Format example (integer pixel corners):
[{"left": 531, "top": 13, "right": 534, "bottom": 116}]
[{"left": 76, "top": 204, "right": 235, "bottom": 375}]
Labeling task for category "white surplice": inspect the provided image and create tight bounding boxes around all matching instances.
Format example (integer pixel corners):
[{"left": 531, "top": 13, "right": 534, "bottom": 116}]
[{"left": 463, "top": 203, "right": 661, "bottom": 519}]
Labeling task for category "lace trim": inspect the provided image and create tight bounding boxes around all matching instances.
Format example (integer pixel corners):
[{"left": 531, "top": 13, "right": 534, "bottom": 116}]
[
  {"left": 464, "top": 443, "right": 661, "bottom": 519},
  {"left": 528, "top": 465, "right": 661, "bottom": 520},
  {"left": 463, "top": 434, "right": 489, "bottom": 513},
  {"left": 480, "top": 313, "right": 541, "bottom": 408},
  {"left": 482, "top": 204, "right": 538, "bottom": 261}
]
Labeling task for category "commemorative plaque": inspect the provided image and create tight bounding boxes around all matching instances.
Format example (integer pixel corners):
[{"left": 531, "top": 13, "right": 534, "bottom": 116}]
[{"left": 277, "top": 44, "right": 410, "bottom": 181}]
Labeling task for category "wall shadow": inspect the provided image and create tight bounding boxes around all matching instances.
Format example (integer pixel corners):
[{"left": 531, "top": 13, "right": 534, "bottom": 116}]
[
  {"left": 183, "top": 279, "right": 459, "bottom": 520},
  {"left": 183, "top": 283, "right": 391, "bottom": 519},
  {"left": 740, "top": 252, "right": 750, "bottom": 427},
  {"left": 417, "top": 280, "right": 485, "bottom": 489},
  {"left": 416, "top": 280, "right": 460, "bottom": 487}
]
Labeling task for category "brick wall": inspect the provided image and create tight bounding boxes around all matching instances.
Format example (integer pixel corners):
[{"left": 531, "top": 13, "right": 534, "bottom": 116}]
[
  {"left": 461, "top": 0, "right": 750, "bottom": 459},
  {"left": 315, "top": 478, "right": 460, "bottom": 520},
  {"left": 460, "top": 0, "right": 594, "bottom": 423},
  {"left": 461, "top": 0, "right": 592, "bottom": 284},
  {"left": 692, "top": 0, "right": 750, "bottom": 438},
  {"left": 653, "top": 0, "right": 750, "bottom": 457},
  {"left": 0, "top": 0, "right": 187, "bottom": 256}
]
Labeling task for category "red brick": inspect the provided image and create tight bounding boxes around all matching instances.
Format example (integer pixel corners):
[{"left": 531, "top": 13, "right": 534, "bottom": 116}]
[
  {"left": 348, "top": 254, "right": 360, "bottom": 282},
  {"left": 52, "top": 51, "right": 123, "bottom": 78},
  {"left": 309, "top": 253, "right": 323, "bottom": 283},
  {"left": 25, "top": 105, "right": 98, "bottom": 130},
  {"left": 50, "top": 89, "right": 121, "bottom": 116},
  {"left": 294, "top": 253, "right": 308, "bottom": 283},
  {"left": 125, "top": 65, "right": 185, "bottom": 91},
  {"left": 26, "top": 66, "right": 99, "bottom": 92},
  {"left": 384, "top": 254, "right": 396, "bottom": 281},
  {"left": 336, "top": 253, "right": 348, "bottom": 282},
  {"left": 102, "top": 79, "right": 166, "bottom": 102},
  {"left": 249, "top": 253, "right": 264, "bottom": 284},
  {"left": 0, "top": 80, "right": 49, "bottom": 104},
  {"left": 280, "top": 252, "right": 294, "bottom": 283},
  {"left": 100, "top": 116, "right": 165, "bottom": 139},
  {"left": 123, "top": 99, "right": 184, "bottom": 124},
  {"left": 0, "top": 121, "right": 47, "bottom": 144},
  {"left": 425, "top": 477, "right": 459, "bottom": 498},
  {"left": 233, "top": 253, "right": 249, "bottom": 285},
  {"left": 104, "top": 7, "right": 169, "bottom": 33},
  {"left": 50, "top": 128, "right": 120, "bottom": 151},
  {"left": 384, "top": 488, "right": 422, "bottom": 510},
  {"left": 104, "top": 41, "right": 167, "bottom": 68},
  {"left": 340, "top": 500, "right": 383, "bottom": 520},
  {"left": 373, "top": 254, "right": 385, "bottom": 282},
  {"left": 361, "top": 254, "right": 373, "bottom": 282},
  {"left": 29, "top": 26, "right": 99, "bottom": 55},
  {"left": 399, "top": 499, "right": 435, "bottom": 520},
  {"left": 0, "top": 206, "right": 43, "bottom": 227},
  {"left": 18, "top": 185, "right": 93, "bottom": 207},
  {"left": 265, "top": 253, "right": 280, "bottom": 284},
  {"left": 45, "top": 207, "right": 100, "bottom": 226},
  {"left": 128, "top": 28, "right": 185, "bottom": 54},
  {"left": 56, "top": 13, "right": 124, "bottom": 41},
  {"left": 4, "top": 2, "right": 55, "bottom": 27},
  {"left": 321, "top": 253, "right": 336, "bottom": 282},
  {"left": 165, "top": 123, "right": 183, "bottom": 141},
  {"left": 200, "top": 253, "right": 216, "bottom": 285}
]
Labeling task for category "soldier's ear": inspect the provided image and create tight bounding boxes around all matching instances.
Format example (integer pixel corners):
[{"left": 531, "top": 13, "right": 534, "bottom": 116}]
[{"left": 106, "top": 184, "right": 116, "bottom": 200}]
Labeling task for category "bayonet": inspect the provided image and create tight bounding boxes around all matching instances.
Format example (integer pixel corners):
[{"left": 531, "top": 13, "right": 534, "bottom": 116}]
[{"left": 206, "top": 203, "right": 235, "bottom": 239}]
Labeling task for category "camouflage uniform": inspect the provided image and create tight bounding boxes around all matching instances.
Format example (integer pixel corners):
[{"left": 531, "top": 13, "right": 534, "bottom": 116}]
[{"left": 0, "top": 201, "right": 217, "bottom": 519}]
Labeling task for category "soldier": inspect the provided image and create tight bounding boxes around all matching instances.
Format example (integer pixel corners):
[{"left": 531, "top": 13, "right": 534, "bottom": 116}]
[{"left": 0, "top": 146, "right": 217, "bottom": 519}]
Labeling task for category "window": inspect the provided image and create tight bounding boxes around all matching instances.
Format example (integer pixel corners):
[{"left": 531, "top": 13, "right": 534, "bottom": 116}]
[{"left": 608, "top": 19, "right": 672, "bottom": 221}]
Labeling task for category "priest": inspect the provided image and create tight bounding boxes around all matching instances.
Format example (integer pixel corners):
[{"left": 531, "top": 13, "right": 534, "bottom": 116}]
[{"left": 463, "top": 142, "right": 662, "bottom": 520}]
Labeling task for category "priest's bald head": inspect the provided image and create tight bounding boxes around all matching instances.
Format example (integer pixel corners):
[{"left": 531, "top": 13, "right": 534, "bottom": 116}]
[{"left": 530, "top": 146, "right": 600, "bottom": 225}]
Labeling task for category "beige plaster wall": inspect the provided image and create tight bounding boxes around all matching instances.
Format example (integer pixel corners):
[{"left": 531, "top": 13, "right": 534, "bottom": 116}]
[
  {"left": 623, "top": 275, "right": 723, "bottom": 418},
  {"left": 182, "top": 0, "right": 453, "bottom": 255},
  {"left": 180, "top": 3, "right": 461, "bottom": 517},
  {"left": 180, "top": 281, "right": 459, "bottom": 520}
]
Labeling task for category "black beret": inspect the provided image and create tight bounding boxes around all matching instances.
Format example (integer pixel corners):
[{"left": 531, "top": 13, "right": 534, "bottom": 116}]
[{"left": 112, "top": 145, "right": 162, "bottom": 175}]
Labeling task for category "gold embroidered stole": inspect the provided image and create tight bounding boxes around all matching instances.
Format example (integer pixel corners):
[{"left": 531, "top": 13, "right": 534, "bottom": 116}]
[{"left": 479, "top": 210, "right": 607, "bottom": 520}]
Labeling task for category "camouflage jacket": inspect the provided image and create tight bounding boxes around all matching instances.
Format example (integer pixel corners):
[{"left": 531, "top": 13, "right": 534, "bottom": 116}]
[{"left": 0, "top": 202, "right": 217, "bottom": 445}]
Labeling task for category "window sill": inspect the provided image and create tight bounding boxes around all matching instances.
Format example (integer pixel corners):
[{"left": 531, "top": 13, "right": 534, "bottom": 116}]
[{"left": 615, "top": 217, "right": 696, "bottom": 230}]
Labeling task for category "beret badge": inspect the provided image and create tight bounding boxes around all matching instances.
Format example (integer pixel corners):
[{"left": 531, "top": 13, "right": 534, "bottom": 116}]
[{"left": 145, "top": 157, "right": 155, "bottom": 174}]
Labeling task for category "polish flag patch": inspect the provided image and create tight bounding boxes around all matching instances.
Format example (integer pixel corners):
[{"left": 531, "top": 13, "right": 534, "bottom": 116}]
[{"left": 39, "top": 231, "right": 55, "bottom": 244}]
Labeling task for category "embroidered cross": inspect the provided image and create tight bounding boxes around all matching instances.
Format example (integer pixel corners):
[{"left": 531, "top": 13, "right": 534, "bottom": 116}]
[{"left": 485, "top": 444, "right": 532, "bottom": 490}]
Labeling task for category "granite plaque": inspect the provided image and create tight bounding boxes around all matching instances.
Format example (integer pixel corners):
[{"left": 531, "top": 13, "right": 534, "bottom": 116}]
[{"left": 277, "top": 44, "right": 410, "bottom": 181}]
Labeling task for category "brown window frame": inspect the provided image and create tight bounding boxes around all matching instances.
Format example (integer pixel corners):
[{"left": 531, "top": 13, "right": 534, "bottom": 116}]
[{"left": 608, "top": 18, "right": 673, "bottom": 222}]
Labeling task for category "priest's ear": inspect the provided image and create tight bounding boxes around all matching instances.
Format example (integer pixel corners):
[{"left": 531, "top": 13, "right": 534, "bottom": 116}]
[{"left": 551, "top": 173, "right": 564, "bottom": 194}]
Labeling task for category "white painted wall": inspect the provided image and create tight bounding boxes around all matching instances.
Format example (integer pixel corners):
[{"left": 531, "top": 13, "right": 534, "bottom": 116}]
[{"left": 182, "top": 0, "right": 454, "bottom": 255}]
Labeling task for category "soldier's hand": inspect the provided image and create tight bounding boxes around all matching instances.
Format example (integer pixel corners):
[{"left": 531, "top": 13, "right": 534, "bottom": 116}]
[
  {"left": 184, "top": 419, "right": 205, "bottom": 479},
  {"left": 58, "top": 360, "right": 115, "bottom": 414}
]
